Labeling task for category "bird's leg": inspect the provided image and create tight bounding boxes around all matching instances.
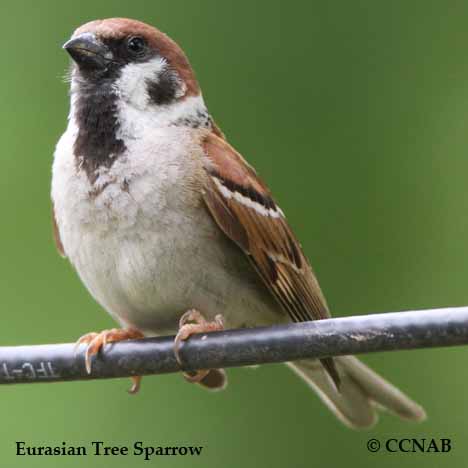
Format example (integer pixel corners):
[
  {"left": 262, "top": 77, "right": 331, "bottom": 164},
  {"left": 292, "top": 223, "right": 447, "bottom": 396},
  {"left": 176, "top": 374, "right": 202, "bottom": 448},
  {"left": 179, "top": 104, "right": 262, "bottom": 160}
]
[
  {"left": 75, "top": 327, "right": 145, "bottom": 394},
  {"left": 174, "top": 309, "right": 225, "bottom": 385}
]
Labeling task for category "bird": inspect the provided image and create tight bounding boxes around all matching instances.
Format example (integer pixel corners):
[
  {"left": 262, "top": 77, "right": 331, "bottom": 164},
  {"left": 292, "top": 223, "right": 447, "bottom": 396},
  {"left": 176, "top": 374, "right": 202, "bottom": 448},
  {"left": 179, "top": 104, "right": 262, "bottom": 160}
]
[{"left": 51, "top": 17, "right": 426, "bottom": 428}]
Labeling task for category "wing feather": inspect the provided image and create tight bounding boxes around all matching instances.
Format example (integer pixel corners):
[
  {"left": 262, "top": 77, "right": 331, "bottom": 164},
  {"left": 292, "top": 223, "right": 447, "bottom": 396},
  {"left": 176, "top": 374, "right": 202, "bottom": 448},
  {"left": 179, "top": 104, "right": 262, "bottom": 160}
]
[
  {"left": 202, "top": 134, "right": 329, "bottom": 322},
  {"left": 201, "top": 133, "right": 339, "bottom": 387}
]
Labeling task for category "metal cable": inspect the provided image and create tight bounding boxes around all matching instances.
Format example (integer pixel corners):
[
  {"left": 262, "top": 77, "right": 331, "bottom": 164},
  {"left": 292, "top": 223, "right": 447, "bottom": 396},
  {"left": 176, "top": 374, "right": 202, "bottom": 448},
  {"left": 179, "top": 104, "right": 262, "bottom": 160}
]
[{"left": 1, "top": 307, "right": 467, "bottom": 385}]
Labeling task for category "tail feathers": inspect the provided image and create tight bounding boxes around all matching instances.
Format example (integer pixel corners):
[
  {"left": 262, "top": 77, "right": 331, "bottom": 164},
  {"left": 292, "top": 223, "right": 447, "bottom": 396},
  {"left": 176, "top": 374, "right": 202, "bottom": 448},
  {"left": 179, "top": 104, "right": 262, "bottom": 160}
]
[{"left": 288, "top": 356, "right": 426, "bottom": 429}]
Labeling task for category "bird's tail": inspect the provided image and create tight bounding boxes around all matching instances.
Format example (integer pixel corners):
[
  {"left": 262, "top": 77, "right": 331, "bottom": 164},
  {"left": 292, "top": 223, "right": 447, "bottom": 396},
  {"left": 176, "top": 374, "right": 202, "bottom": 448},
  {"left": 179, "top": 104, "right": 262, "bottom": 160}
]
[{"left": 288, "top": 356, "right": 426, "bottom": 429}]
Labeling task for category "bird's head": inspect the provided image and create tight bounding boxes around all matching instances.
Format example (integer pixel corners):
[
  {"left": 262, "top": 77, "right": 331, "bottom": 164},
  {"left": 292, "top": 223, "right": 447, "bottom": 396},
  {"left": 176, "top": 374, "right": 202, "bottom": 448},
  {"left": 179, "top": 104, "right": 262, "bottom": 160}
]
[{"left": 64, "top": 18, "right": 200, "bottom": 110}]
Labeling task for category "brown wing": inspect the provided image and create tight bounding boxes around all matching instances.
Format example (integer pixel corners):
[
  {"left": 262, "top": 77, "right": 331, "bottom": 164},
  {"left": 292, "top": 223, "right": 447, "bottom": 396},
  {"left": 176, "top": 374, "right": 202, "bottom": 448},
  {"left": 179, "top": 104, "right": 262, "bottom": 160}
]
[
  {"left": 202, "top": 133, "right": 330, "bottom": 323},
  {"left": 201, "top": 133, "right": 339, "bottom": 386},
  {"left": 52, "top": 204, "right": 66, "bottom": 257}
]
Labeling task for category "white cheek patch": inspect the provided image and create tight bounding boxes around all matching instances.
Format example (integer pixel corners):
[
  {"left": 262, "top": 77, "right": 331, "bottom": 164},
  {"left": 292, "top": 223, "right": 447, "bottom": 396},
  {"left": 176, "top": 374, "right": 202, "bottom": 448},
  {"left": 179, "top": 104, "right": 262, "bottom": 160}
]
[
  {"left": 116, "top": 95, "right": 208, "bottom": 140},
  {"left": 114, "top": 57, "right": 168, "bottom": 109}
]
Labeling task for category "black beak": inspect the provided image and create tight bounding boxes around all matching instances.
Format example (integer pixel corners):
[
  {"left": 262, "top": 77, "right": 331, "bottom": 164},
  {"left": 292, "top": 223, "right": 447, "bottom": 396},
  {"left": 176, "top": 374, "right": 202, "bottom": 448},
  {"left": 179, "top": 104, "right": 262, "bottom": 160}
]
[{"left": 63, "top": 33, "right": 110, "bottom": 70}]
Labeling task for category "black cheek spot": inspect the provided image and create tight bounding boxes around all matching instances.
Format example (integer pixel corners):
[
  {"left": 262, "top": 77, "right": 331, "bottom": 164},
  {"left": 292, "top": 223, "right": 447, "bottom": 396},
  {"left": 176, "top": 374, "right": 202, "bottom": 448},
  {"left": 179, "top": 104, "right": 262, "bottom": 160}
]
[{"left": 146, "top": 69, "right": 180, "bottom": 106}]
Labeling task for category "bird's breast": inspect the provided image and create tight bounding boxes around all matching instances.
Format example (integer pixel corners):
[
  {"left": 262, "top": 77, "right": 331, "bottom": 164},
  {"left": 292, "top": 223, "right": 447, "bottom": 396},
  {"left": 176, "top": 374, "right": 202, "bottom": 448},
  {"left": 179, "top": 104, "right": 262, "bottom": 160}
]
[
  {"left": 52, "top": 127, "right": 210, "bottom": 326},
  {"left": 52, "top": 125, "right": 281, "bottom": 334}
]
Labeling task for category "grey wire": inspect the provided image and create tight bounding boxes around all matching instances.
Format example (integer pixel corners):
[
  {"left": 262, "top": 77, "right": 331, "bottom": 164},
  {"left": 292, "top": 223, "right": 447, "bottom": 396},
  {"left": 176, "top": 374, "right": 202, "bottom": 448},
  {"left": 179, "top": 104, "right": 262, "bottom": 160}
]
[{"left": 1, "top": 307, "right": 467, "bottom": 385}]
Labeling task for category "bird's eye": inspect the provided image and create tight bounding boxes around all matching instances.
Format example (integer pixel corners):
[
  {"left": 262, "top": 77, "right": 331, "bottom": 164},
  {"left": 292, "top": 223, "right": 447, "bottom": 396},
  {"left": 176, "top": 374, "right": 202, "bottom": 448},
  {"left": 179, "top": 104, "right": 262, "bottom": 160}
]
[{"left": 127, "top": 36, "right": 147, "bottom": 55}]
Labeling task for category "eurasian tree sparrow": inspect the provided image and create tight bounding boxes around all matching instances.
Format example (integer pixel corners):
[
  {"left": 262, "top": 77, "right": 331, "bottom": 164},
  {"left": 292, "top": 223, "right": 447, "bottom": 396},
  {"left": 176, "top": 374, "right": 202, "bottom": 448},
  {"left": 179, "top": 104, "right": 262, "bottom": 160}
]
[{"left": 51, "top": 18, "right": 425, "bottom": 428}]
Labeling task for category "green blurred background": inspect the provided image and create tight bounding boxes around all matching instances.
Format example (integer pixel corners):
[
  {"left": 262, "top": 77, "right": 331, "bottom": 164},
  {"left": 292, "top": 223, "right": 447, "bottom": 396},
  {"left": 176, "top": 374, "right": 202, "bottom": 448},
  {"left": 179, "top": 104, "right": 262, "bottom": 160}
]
[{"left": 0, "top": 0, "right": 467, "bottom": 466}]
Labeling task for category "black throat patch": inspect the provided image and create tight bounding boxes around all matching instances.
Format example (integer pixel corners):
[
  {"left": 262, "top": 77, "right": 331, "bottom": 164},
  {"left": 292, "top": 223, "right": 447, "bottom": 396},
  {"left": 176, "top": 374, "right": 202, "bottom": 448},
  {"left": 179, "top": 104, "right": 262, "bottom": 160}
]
[{"left": 73, "top": 78, "right": 126, "bottom": 184}]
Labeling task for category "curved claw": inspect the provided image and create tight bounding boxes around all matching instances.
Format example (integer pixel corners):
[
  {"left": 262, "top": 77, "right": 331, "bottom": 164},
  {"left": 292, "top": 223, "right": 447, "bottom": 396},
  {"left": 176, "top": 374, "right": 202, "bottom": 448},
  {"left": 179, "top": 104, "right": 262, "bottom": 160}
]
[
  {"left": 74, "top": 328, "right": 145, "bottom": 392},
  {"left": 128, "top": 376, "right": 142, "bottom": 395},
  {"left": 74, "top": 332, "right": 98, "bottom": 354},
  {"left": 173, "top": 310, "right": 225, "bottom": 384}
]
